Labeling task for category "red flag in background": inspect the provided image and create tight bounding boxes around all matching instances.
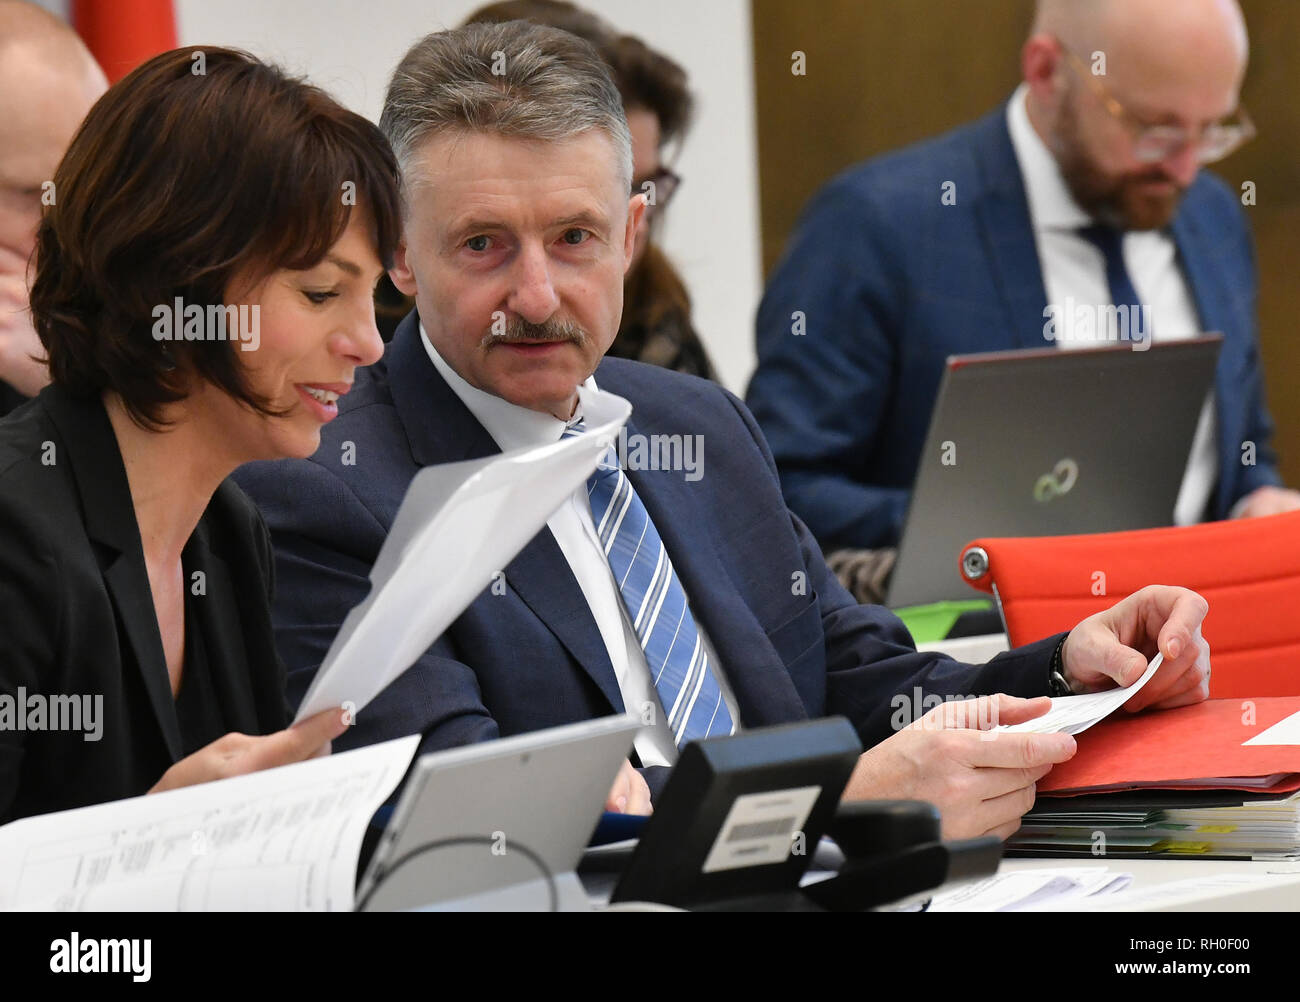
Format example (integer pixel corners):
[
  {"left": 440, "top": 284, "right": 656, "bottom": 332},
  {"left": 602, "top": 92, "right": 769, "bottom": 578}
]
[{"left": 72, "top": 0, "right": 177, "bottom": 84}]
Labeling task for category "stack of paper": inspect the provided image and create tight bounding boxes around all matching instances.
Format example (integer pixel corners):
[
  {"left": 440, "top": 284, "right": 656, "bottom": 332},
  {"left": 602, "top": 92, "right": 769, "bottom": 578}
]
[
  {"left": 1009, "top": 692, "right": 1300, "bottom": 859},
  {"left": 1011, "top": 791, "right": 1300, "bottom": 860}
]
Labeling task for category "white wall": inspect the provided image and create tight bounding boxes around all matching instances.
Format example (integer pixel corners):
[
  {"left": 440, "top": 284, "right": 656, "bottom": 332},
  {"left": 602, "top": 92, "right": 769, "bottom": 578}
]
[{"left": 175, "top": 0, "right": 761, "bottom": 391}]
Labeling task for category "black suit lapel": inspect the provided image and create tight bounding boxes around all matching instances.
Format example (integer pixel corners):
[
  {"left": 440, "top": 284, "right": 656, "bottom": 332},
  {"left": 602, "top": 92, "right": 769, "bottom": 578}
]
[
  {"left": 99, "top": 556, "right": 184, "bottom": 760},
  {"left": 184, "top": 523, "right": 260, "bottom": 734},
  {"left": 42, "top": 388, "right": 184, "bottom": 760}
]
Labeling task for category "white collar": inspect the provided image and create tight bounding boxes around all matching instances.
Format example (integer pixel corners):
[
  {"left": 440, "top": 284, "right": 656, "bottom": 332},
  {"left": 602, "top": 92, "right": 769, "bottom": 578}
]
[
  {"left": 1005, "top": 82, "right": 1094, "bottom": 231},
  {"left": 418, "top": 320, "right": 598, "bottom": 453}
]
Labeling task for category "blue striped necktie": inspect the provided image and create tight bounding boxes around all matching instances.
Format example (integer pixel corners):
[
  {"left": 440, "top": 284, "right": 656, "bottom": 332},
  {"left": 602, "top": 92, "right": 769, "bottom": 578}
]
[{"left": 563, "top": 420, "right": 735, "bottom": 746}]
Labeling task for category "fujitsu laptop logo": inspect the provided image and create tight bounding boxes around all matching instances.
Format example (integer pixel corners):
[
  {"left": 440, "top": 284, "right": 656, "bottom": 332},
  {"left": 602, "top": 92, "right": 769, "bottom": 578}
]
[{"left": 1034, "top": 459, "right": 1079, "bottom": 502}]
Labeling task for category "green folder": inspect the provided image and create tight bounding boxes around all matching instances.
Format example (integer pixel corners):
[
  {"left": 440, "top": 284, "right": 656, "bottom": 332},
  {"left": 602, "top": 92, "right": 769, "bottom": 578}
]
[{"left": 894, "top": 599, "right": 995, "bottom": 645}]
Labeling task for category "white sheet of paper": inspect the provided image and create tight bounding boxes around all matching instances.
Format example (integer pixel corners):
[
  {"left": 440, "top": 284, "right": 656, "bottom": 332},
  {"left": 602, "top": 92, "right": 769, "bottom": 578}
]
[
  {"left": 1061, "top": 871, "right": 1300, "bottom": 911},
  {"left": 927, "top": 867, "right": 1132, "bottom": 912},
  {"left": 295, "top": 386, "right": 632, "bottom": 722},
  {"left": 0, "top": 735, "right": 419, "bottom": 911},
  {"left": 926, "top": 870, "right": 1071, "bottom": 911},
  {"left": 997, "top": 653, "right": 1163, "bottom": 736},
  {"left": 1017, "top": 868, "right": 1133, "bottom": 909},
  {"left": 1244, "top": 710, "right": 1300, "bottom": 746}
]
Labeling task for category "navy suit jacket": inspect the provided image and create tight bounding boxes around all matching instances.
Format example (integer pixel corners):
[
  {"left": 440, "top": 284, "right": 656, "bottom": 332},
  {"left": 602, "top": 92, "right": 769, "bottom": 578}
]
[
  {"left": 234, "top": 313, "right": 1060, "bottom": 795},
  {"left": 745, "top": 100, "right": 1282, "bottom": 551}
]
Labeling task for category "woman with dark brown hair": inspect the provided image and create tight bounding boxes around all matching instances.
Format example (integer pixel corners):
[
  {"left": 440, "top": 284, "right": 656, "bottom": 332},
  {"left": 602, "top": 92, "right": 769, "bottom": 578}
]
[{"left": 0, "top": 46, "right": 402, "bottom": 822}]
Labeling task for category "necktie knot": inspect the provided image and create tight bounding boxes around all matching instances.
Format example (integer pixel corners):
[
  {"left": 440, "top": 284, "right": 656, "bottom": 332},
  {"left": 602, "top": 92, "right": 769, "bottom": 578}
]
[
  {"left": 564, "top": 419, "right": 620, "bottom": 479},
  {"left": 1076, "top": 221, "right": 1125, "bottom": 259}
]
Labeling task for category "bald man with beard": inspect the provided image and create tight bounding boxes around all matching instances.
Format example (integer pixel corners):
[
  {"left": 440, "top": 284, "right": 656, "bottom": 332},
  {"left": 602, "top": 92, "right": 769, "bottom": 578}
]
[
  {"left": 749, "top": 0, "right": 1300, "bottom": 592},
  {"left": 0, "top": 1, "right": 106, "bottom": 417}
]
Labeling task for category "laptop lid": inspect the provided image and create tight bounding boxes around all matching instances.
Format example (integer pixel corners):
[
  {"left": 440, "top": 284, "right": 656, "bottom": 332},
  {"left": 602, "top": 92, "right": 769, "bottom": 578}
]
[
  {"left": 887, "top": 336, "right": 1223, "bottom": 609},
  {"left": 356, "top": 714, "right": 640, "bottom": 911}
]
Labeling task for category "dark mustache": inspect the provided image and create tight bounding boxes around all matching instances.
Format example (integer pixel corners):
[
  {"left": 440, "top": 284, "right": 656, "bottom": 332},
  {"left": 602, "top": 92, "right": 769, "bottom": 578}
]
[{"left": 481, "top": 316, "right": 589, "bottom": 348}]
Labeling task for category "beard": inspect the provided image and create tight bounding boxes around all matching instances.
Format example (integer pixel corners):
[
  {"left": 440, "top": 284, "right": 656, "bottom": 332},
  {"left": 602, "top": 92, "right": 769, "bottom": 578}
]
[
  {"left": 479, "top": 314, "right": 590, "bottom": 351},
  {"left": 1052, "top": 93, "right": 1188, "bottom": 231}
]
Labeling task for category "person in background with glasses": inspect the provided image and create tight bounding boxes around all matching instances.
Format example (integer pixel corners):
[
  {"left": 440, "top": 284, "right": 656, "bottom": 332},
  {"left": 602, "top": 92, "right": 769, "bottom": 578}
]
[{"left": 748, "top": 0, "right": 1299, "bottom": 605}]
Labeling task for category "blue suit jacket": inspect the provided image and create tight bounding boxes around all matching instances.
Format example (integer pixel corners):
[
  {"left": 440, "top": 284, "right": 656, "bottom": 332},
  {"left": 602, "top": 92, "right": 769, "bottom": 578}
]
[
  {"left": 234, "top": 313, "right": 1060, "bottom": 794},
  {"left": 745, "top": 101, "right": 1282, "bottom": 551}
]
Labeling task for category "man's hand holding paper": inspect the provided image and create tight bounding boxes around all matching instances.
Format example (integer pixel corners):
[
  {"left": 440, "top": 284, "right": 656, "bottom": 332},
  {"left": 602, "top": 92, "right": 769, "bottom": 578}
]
[{"left": 1061, "top": 585, "right": 1212, "bottom": 712}]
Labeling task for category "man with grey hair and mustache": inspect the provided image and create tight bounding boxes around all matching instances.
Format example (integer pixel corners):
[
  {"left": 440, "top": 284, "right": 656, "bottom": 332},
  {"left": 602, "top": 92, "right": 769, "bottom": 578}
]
[
  {"left": 749, "top": 0, "right": 1299, "bottom": 596},
  {"left": 237, "top": 20, "right": 1213, "bottom": 841}
]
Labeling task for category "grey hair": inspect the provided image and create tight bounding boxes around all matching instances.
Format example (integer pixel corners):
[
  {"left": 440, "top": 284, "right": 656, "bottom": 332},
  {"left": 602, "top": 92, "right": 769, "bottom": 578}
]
[{"left": 380, "top": 20, "right": 633, "bottom": 196}]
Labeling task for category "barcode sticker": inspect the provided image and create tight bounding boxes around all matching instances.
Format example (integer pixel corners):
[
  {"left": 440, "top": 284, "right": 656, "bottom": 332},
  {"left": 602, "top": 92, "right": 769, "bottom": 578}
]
[
  {"left": 701, "top": 786, "right": 821, "bottom": 874},
  {"left": 727, "top": 818, "right": 798, "bottom": 842}
]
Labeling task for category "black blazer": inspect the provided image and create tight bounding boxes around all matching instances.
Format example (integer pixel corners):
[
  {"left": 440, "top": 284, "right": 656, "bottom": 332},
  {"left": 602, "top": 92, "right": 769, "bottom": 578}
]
[
  {"left": 0, "top": 380, "right": 26, "bottom": 421},
  {"left": 0, "top": 386, "right": 289, "bottom": 822}
]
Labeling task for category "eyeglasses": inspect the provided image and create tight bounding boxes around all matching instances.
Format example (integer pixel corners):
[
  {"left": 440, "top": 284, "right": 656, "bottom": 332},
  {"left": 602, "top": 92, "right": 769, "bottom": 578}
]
[
  {"left": 631, "top": 168, "right": 681, "bottom": 215},
  {"left": 1059, "top": 43, "right": 1255, "bottom": 164}
]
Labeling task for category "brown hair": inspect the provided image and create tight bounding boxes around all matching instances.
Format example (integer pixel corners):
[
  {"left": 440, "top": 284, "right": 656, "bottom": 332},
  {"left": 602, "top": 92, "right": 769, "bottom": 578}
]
[
  {"left": 624, "top": 241, "right": 692, "bottom": 336},
  {"left": 30, "top": 46, "right": 402, "bottom": 428}
]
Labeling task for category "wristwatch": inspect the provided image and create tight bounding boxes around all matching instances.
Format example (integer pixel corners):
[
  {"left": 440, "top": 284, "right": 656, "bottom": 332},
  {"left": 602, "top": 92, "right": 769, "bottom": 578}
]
[{"left": 1048, "top": 636, "right": 1072, "bottom": 697}]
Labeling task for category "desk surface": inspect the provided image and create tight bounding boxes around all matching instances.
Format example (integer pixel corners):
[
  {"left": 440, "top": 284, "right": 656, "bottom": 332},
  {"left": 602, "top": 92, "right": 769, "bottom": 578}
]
[{"left": 999, "top": 856, "right": 1300, "bottom": 910}]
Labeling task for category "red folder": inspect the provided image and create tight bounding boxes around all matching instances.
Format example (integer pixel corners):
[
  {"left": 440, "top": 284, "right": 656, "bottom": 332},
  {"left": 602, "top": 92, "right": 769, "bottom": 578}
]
[{"left": 1038, "top": 696, "right": 1300, "bottom": 796}]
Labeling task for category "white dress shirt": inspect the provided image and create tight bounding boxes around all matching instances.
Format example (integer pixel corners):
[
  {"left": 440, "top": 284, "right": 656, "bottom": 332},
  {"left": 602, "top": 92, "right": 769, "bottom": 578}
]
[
  {"left": 419, "top": 324, "right": 740, "bottom": 767},
  {"left": 1006, "top": 84, "right": 1218, "bottom": 526}
]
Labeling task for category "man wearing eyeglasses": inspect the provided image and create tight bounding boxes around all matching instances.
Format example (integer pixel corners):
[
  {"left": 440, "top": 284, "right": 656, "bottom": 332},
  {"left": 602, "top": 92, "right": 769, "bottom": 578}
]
[{"left": 748, "top": 0, "right": 1299, "bottom": 589}]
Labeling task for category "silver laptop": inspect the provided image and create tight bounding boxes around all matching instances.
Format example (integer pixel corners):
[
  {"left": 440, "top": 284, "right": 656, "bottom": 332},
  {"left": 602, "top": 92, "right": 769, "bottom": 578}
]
[
  {"left": 886, "top": 336, "right": 1222, "bottom": 609},
  {"left": 356, "top": 714, "right": 640, "bottom": 911}
]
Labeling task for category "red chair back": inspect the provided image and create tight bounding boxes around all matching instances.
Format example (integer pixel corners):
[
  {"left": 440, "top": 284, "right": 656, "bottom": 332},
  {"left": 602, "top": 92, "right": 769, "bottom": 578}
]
[{"left": 959, "top": 511, "right": 1300, "bottom": 698}]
